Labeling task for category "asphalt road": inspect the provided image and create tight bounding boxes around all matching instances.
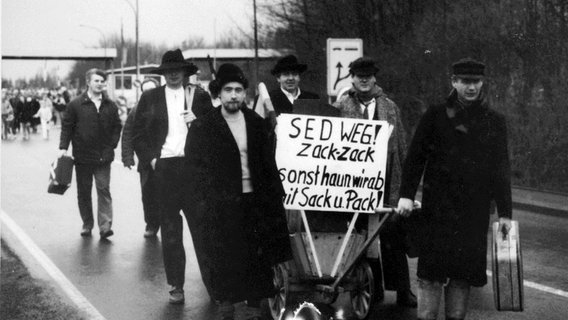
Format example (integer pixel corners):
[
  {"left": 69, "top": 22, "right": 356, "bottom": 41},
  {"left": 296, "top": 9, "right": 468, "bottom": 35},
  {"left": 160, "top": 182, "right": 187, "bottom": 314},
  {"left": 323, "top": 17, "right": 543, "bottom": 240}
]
[{"left": 1, "top": 128, "right": 567, "bottom": 320}]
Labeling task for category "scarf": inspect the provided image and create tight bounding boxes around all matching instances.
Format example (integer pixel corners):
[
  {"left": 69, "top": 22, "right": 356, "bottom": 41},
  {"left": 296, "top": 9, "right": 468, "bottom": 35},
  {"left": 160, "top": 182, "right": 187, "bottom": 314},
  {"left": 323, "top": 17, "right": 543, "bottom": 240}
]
[{"left": 354, "top": 84, "right": 383, "bottom": 104}]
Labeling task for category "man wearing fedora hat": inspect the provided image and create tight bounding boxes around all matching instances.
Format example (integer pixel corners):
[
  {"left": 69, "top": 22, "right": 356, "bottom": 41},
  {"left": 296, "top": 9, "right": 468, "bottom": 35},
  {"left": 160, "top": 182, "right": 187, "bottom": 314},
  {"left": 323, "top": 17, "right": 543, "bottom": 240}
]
[
  {"left": 132, "top": 48, "right": 214, "bottom": 304},
  {"left": 186, "top": 63, "right": 292, "bottom": 320},
  {"left": 267, "top": 54, "right": 320, "bottom": 115},
  {"left": 334, "top": 57, "right": 417, "bottom": 308},
  {"left": 396, "top": 58, "right": 512, "bottom": 320}
]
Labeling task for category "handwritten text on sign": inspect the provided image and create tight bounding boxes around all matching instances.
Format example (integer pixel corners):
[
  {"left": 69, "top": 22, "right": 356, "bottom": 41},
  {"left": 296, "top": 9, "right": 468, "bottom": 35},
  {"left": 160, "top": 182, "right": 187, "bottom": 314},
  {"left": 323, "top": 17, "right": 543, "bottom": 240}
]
[{"left": 275, "top": 114, "right": 391, "bottom": 213}]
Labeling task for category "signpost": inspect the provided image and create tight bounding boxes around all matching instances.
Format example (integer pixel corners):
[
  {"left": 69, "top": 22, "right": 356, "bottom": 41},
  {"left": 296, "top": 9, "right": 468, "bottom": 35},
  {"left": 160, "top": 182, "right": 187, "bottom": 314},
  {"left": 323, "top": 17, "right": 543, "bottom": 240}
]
[{"left": 326, "top": 38, "right": 363, "bottom": 97}]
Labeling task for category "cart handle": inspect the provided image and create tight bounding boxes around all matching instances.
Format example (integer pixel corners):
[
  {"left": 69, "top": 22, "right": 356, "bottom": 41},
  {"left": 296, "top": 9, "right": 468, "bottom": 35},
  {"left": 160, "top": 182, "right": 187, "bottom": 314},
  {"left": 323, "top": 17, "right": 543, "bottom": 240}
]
[
  {"left": 374, "top": 200, "right": 422, "bottom": 214},
  {"left": 324, "top": 201, "right": 422, "bottom": 292}
]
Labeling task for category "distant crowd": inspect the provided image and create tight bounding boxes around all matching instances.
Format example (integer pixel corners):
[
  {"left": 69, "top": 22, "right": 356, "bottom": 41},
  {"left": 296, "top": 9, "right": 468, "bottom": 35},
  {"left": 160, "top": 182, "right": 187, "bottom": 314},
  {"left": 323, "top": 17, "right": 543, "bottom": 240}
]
[{"left": 1, "top": 86, "right": 75, "bottom": 141}]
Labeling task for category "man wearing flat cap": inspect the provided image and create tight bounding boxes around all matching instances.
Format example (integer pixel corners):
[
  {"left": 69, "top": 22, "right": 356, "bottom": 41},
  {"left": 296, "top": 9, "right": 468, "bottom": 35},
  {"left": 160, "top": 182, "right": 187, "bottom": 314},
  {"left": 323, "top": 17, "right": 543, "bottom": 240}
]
[
  {"left": 186, "top": 63, "right": 291, "bottom": 320},
  {"left": 334, "top": 56, "right": 417, "bottom": 308},
  {"left": 132, "top": 48, "right": 214, "bottom": 304},
  {"left": 267, "top": 54, "right": 320, "bottom": 115},
  {"left": 396, "top": 58, "right": 513, "bottom": 320}
]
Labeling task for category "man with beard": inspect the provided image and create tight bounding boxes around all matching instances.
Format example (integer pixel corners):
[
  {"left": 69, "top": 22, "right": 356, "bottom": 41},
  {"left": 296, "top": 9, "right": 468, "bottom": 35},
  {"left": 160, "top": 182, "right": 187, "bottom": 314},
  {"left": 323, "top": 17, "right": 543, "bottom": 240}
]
[
  {"left": 185, "top": 63, "right": 292, "bottom": 320},
  {"left": 396, "top": 58, "right": 513, "bottom": 320}
]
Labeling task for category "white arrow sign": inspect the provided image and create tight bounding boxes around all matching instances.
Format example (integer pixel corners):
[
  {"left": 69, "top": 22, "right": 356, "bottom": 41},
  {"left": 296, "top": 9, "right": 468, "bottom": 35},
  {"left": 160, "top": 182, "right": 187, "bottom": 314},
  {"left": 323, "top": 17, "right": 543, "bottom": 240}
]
[{"left": 327, "top": 38, "right": 363, "bottom": 96}]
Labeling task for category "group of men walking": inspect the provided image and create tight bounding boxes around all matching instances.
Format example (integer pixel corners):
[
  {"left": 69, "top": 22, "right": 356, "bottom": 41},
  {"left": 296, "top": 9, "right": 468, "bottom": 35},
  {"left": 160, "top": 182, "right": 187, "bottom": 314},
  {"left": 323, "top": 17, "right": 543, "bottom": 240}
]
[{"left": 58, "top": 47, "right": 512, "bottom": 320}]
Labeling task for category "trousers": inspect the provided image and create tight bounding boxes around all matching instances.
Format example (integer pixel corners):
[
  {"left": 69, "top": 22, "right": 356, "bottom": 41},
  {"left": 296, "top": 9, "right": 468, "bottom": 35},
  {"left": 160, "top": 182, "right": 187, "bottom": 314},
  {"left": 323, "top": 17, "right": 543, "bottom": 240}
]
[
  {"left": 153, "top": 157, "right": 196, "bottom": 287},
  {"left": 75, "top": 162, "right": 113, "bottom": 232},
  {"left": 417, "top": 278, "right": 470, "bottom": 320},
  {"left": 139, "top": 168, "right": 160, "bottom": 230}
]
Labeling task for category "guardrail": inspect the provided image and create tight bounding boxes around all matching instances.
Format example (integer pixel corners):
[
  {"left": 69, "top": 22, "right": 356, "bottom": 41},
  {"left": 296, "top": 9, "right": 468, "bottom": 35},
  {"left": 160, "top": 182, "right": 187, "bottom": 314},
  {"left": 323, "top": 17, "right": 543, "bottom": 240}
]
[{"left": 512, "top": 186, "right": 568, "bottom": 216}]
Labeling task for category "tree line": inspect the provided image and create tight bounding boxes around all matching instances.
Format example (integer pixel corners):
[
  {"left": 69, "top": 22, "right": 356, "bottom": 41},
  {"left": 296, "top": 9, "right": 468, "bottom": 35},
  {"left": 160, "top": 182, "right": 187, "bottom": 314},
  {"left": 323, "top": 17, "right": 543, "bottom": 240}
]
[
  {"left": 5, "top": 1, "right": 565, "bottom": 193},
  {"left": 260, "top": 0, "right": 568, "bottom": 193}
]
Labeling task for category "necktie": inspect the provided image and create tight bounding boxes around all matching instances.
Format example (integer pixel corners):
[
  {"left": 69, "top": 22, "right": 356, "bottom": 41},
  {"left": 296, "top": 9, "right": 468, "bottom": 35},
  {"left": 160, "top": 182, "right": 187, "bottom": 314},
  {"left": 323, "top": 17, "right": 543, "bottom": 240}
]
[{"left": 363, "top": 104, "right": 369, "bottom": 120}]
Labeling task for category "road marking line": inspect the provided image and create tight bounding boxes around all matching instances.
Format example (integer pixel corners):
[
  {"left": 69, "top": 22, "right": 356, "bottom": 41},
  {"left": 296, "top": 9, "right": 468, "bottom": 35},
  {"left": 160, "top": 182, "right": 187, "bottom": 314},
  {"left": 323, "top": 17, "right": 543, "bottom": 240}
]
[
  {"left": 486, "top": 270, "right": 568, "bottom": 298},
  {"left": 0, "top": 210, "right": 106, "bottom": 320}
]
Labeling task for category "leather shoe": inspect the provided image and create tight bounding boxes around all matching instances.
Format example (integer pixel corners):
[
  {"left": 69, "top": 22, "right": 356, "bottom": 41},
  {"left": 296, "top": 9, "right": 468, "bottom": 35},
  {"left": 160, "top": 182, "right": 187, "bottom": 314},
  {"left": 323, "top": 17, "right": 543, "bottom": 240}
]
[
  {"left": 397, "top": 290, "right": 417, "bottom": 308},
  {"left": 80, "top": 228, "right": 92, "bottom": 237},
  {"left": 169, "top": 286, "right": 185, "bottom": 304},
  {"left": 100, "top": 230, "right": 114, "bottom": 239}
]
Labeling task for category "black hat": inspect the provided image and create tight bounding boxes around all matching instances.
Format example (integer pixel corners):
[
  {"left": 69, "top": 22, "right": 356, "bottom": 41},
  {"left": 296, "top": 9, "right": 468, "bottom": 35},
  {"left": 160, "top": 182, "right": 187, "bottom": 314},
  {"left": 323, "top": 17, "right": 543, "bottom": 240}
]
[
  {"left": 349, "top": 57, "right": 379, "bottom": 76},
  {"left": 452, "top": 58, "right": 485, "bottom": 79},
  {"left": 153, "top": 49, "right": 198, "bottom": 75},
  {"left": 215, "top": 63, "right": 248, "bottom": 90},
  {"left": 271, "top": 55, "right": 308, "bottom": 76}
]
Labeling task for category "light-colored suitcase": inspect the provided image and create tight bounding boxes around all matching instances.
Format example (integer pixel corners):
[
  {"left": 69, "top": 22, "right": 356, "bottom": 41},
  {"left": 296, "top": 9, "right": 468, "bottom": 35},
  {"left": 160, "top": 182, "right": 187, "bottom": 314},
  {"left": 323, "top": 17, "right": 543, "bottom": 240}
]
[{"left": 492, "top": 220, "right": 524, "bottom": 311}]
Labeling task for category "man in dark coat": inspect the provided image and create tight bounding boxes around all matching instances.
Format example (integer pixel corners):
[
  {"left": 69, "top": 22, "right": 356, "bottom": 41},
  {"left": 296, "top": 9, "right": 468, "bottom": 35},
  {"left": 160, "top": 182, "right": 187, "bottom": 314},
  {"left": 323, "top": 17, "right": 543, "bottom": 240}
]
[
  {"left": 267, "top": 54, "right": 320, "bottom": 115},
  {"left": 132, "top": 49, "right": 214, "bottom": 304},
  {"left": 59, "top": 68, "right": 122, "bottom": 239},
  {"left": 396, "top": 58, "right": 513, "bottom": 320},
  {"left": 121, "top": 78, "right": 160, "bottom": 238},
  {"left": 253, "top": 54, "right": 321, "bottom": 155},
  {"left": 185, "top": 63, "right": 292, "bottom": 320}
]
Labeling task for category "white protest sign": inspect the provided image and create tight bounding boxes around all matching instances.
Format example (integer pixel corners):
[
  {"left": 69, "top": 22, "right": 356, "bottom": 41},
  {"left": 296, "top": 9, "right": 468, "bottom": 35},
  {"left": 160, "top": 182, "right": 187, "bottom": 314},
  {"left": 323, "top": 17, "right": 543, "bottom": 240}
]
[{"left": 275, "top": 114, "right": 391, "bottom": 213}]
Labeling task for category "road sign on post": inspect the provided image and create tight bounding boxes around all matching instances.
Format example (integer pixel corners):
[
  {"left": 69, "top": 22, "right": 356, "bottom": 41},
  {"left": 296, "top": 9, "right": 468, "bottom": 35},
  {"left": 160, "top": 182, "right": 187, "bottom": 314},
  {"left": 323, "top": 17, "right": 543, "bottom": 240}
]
[{"left": 327, "top": 38, "right": 363, "bottom": 97}]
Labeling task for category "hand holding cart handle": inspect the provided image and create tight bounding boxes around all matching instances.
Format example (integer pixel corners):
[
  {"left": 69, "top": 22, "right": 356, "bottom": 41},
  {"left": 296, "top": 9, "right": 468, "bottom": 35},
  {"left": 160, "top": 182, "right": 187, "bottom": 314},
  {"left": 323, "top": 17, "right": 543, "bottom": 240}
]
[{"left": 392, "top": 197, "right": 421, "bottom": 217}]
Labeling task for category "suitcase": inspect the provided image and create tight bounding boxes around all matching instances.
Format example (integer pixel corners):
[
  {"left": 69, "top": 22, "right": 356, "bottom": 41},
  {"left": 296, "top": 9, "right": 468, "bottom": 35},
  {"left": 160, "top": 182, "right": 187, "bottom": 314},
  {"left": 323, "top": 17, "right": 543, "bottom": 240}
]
[
  {"left": 47, "top": 155, "right": 74, "bottom": 195},
  {"left": 492, "top": 220, "right": 524, "bottom": 311}
]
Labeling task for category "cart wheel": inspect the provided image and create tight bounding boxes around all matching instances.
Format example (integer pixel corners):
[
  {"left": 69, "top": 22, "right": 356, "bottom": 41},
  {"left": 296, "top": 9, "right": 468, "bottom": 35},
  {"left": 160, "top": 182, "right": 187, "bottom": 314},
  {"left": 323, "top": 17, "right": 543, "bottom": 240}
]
[
  {"left": 268, "top": 263, "right": 289, "bottom": 320},
  {"left": 350, "top": 259, "right": 375, "bottom": 319}
]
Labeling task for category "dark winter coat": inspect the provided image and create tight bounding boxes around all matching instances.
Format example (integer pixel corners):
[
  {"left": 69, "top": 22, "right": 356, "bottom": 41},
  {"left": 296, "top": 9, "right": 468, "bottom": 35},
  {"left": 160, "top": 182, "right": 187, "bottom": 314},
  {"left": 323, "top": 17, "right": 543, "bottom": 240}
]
[
  {"left": 132, "top": 85, "right": 213, "bottom": 169},
  {"left": 399, "top": 91, "right": 513, "bottom": 286},
  {"left": 185, "top": 106, "right": 292, "bottom": 302},
  {"left": 121, "top": 107, "right": 137, "bottom": 169},
  {"left": 20, "top": 99, "right": 40, "bottom": 124},
  {"left": 269, "top": 88, "right": 320, "bottom": 115},
  {"left": 59, "top": 92, "right": 122, "bottom": 165},
  {"left": 334, "top": 86, "right": 407, "bottom": 205}
]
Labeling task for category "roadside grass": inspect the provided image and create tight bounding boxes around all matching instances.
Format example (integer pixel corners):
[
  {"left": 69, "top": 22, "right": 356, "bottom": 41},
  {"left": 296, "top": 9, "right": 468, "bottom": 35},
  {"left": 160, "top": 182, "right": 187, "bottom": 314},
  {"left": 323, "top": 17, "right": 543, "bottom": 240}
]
[{"left": 1, "top": 241, "right": 86, "bottom": 320}]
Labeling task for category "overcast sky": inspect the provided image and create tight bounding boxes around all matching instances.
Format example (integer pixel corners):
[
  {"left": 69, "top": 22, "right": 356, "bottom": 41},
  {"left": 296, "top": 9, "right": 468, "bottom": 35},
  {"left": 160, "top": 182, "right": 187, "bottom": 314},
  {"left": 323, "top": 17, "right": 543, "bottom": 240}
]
[{"left": 1, "top": 0, "right": 254, "bottom": 81}]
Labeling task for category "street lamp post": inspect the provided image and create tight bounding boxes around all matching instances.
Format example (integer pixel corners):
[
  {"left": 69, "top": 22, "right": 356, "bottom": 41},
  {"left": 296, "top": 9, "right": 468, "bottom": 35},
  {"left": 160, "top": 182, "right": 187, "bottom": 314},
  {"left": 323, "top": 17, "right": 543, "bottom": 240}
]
[
  {"left": 79, "top": 24, "right": 109, "bottom": 69},
  {"left": 253, "top": 0, "right": 259, "bottom": 92}
]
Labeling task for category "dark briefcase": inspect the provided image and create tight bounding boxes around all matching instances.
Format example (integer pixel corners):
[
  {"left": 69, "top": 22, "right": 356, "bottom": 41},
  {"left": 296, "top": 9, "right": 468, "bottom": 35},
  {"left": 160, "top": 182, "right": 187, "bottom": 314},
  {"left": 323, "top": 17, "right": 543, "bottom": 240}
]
[
  {"left": 48, "top": 155, "right": 74, "bottom": 195},
  {"left": 492, "top": 220, "right": 524, "bottom": 311}
]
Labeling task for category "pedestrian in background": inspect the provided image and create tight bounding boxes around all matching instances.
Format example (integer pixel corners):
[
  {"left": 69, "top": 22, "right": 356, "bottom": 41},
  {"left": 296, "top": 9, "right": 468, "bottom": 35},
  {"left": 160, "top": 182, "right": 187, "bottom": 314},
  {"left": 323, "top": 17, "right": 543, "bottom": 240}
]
[
  {"left": 334, "top": 57, "right": 417, "bottom": 307},
  {"left": 396, "top": 58, "right": 513, "bottom": 320},
  {"left": 59, "top": 68, "right": 122, "bottom": 239},
  {"left": 185, "top": 63, "right": 292, "bottom": 320},
  {"left": 51, "top": 88, "right": 67, "bottom": 128},
  {"left": 34, "top": 93, "right": 54, "bottom": 140},
  {"left": 121, "top": 77, "right": 160, "bottom": 238},
  {"left": 9, "top": 89, "right": 23, "bottom": 135},
  {"left": 20, "top": 95, "right": 39, "bottom": 140},
  {"left": 132, "top": 49, "right": 214, "bottom": 304},
  {"left": 2, "top": 92, "right": 15, "bottom": 140}
]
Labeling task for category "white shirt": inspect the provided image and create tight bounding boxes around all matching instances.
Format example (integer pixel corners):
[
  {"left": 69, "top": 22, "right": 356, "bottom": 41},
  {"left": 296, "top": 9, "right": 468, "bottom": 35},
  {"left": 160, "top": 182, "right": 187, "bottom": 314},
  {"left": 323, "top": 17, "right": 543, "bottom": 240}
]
[
  {"left": 281, "top": 87, "right": 301, "bottom": 105},
  {"left": 161, "top": 86, "right": 187, "bottom": 158},
  {"left": 359, "top": 98, "right": 376, "bottom": 120},
  {"left": 224, "top": 111, "right": 252, "bottom": 193},
  {"left": 88, "top": 92, "right": 102, "bottom": 111}
]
